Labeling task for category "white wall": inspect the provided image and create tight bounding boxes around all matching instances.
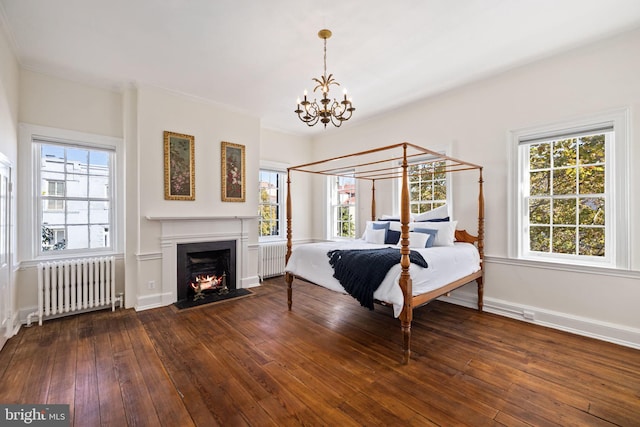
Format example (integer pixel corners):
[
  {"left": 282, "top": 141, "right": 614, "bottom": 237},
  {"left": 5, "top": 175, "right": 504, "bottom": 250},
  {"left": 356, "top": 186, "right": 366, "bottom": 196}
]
[
  {"left": 131, "top": 85, "right": 262, "bottom": 308},
  {"left": 19, "top": 70, "right": 123, "bottom": 138},
  {"left": 260, "top": 128, "right": 314, "bottom": 242},
  {"left": 311, "top": 28, "right": 640, "bottom": 347},
  {"left": 0, "top": 19, "right": 18, "bottom": 160},
  {"left": 15, "top": 71, "right": 125, "bottom": 315},
  {"left": 13, "top": 74, "right": 305, "bottom": 314},
  {"left": 0, "top": 14, "right": 20, "bottom": 340}
]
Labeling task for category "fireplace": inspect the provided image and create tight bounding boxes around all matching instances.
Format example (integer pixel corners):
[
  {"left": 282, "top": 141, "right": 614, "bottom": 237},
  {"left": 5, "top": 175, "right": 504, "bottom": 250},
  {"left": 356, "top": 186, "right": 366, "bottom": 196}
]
[{"left": 176, "top": 240, "right": 237, "bottom": 307}]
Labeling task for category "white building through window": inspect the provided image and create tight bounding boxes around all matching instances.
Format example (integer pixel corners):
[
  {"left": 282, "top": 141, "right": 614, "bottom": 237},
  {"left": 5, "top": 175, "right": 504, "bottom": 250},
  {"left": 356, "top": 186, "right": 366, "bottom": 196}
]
[
  {"left": 39, "top": 142, "right": 114, "bottom": 253},
  {"left": 45, "top": 180, "right": 65, "bottom": 211},
  {"left": 511, "top": 109, "right": 630, "bottom": 269}
]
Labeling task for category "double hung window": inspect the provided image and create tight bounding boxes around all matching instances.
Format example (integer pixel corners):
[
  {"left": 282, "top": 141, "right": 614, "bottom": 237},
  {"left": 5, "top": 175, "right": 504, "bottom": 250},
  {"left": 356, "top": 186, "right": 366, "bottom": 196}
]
[
  {"left": 512, "top": 110, "right": 629, "bottom": 268},
  {"left": 258, "top": 168, "right": 286, "bottom": 240}
]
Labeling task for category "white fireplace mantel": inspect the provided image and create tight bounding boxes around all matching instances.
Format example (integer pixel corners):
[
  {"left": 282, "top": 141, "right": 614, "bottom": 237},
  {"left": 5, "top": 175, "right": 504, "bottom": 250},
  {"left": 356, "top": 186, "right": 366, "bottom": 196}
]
[{"left": 145, "top": 215, "right": 259, "bottom": 307}]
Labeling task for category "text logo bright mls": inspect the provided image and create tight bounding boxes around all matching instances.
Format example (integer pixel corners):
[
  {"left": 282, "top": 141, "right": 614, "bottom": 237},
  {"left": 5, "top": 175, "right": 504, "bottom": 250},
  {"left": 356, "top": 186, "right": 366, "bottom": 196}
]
[{"left": 1, "top": 405, "right": 69, "bottom": 426}]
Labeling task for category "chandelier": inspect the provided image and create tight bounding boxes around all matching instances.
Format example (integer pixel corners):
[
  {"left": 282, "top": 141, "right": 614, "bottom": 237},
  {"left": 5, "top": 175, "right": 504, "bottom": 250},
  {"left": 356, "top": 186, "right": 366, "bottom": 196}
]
[{"left": 295, "top": 29, "right": 355, "bottom": 128}]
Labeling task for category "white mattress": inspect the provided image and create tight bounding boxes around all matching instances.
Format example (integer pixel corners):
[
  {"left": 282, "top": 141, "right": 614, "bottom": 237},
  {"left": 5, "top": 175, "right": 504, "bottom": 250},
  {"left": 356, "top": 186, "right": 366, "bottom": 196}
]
[{"left": 285, "top": 240, "right": 481, "bottom": 317}]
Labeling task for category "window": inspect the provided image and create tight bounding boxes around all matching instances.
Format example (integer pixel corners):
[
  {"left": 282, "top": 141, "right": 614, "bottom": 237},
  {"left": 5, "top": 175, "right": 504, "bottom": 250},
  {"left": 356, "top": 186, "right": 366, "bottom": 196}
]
[
  {"left": 39, "top": 143, "right": 113, "bottom": 253},
  {"left": 408, "top": 160, "right": 447, "bottom": 214},
  {"left": 512, "top": 110, "right": 629, "bottom": 268},
  {"left": 330, "top": 173, "right": 356, "bottom": 239},
  {"left": 45, "top": 180, "right": 65, "bottom": 211},
  {"left": 258, "top": 168, "right": 285, "bottom": 240},
  {"left": 20, "top": 124, "right": 123, "bottom": 259}
]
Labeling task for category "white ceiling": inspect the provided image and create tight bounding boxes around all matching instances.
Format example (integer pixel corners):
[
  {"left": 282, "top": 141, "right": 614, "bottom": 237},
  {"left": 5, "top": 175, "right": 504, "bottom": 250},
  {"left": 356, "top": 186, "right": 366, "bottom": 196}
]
[{"left": 2, "top": 0, "right": 640, "bottom": 135}]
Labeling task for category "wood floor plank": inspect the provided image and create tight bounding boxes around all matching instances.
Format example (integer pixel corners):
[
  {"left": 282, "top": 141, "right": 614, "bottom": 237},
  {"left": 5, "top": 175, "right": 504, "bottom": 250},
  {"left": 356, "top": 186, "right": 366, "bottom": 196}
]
[
  {"left": 20, "top": 319, "right": 60, "bottom": 404},
  {"left": 73, "top": 320, "right": 101, "bottom": 427},
  {"left": 110, "top": 314, "right": 162, "bottom": 427},
  {"left": 46, "top": 315, "right": 79, "bottom": 423},
  {"left": 121, "top": 313, "right": 195, "bottom": 427},
  {"left": 1, "top": 277, "right": 638, "bottom": 426},
  {"left": 138, "top": 309, "right": 221, "bottom": 427},
  {"left": 92, "top": 311, "right": 129, "bottom": 427}
]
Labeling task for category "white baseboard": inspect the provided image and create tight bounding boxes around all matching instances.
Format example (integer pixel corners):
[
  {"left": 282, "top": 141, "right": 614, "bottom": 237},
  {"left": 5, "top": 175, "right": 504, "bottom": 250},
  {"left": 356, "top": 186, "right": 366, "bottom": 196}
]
[
  {"left": 439, "top": 290, "right": 640, "bottom": 350},
  {"left": 242, "top": 275, "right": 261, "bottom": 288},
  {"left": 135, "top": 292, "right": 173, "bottom": 311},
  {"left": 17, "top": 306, "right": 37, "bottom": 325}
]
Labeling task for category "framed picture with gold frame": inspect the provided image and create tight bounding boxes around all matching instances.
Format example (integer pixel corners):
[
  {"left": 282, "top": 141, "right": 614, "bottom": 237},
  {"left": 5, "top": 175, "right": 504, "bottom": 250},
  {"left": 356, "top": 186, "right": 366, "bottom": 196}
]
[
  {"left": 221, "top": 141, "right": 245, "bottom": 202},
  {"left": 164, "top": 131, "right": 195, "bottom": 200}
]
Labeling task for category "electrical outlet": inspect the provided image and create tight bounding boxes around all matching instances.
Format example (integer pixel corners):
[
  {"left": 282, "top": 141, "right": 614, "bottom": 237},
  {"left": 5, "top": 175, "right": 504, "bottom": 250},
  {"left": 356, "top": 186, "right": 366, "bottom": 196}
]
[{"left": 148, "top": 280, "right": 156, "bottom": 290}]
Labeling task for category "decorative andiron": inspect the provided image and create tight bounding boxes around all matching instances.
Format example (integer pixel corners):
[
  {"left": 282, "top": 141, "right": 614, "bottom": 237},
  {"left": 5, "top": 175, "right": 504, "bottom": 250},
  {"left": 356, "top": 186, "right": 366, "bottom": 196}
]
[{"left": 191, "top": 272, "right": 228, "bottom": 301}]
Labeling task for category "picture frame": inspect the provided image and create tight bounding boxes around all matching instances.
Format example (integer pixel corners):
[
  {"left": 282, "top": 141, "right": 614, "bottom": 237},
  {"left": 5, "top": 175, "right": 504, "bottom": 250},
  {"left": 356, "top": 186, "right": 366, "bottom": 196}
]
[
  {"left": 221, "top": 141, "right": 245, "bottom": 202},
  {"left": 164, "top": 131, "right": 195, "bottom": 200}
]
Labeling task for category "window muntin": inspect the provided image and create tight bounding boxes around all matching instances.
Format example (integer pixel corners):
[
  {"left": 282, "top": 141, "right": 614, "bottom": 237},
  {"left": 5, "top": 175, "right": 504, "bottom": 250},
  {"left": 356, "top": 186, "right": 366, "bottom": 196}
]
[
  {"left": 39, "top": 143, "right": 113, "bottom": 253},
  {"left": 408, "top": 160, "right": 447, "bottom": 214},
  {"left": 330, "top": 174, "right": 356, "bottom": 239},
  {"left": 258, "top": 169, "right": 285, "bottom": 239}
]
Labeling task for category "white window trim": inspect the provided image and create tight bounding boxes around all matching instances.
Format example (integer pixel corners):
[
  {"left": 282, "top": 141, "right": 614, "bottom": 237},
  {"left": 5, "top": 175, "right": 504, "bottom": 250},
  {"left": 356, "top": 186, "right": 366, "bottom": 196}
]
[
  {"left": 19, "top": 123, "right": 124, "bottom": 261},
  {"left": 508, "top": 108, "right": 630, "bottom": 269},
  {"left": 259, "top": 160, "right": 288, "bottom": 242}
]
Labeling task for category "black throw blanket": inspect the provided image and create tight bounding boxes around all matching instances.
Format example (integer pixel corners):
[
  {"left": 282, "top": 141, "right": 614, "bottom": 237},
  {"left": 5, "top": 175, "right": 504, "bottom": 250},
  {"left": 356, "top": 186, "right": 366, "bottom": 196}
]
[{"left": 327, "top": 248, "right": 428, "bottom": 310}]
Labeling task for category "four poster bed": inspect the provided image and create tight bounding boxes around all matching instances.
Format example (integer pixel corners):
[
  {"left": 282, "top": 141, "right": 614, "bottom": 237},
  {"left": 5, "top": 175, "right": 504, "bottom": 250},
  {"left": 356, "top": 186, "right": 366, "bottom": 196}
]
[{"left": 284, "top": 142, "right": 484, "bottom": 364}]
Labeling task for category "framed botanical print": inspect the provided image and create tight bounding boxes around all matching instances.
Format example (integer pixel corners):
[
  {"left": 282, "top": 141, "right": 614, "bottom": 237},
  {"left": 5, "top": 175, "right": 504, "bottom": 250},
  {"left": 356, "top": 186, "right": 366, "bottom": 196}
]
[
  {"left": 164, "top": 131, "right": 195, "bottom": 200},
  {"left": 221, "top": 141, "right": 245, "bottom": 202}
]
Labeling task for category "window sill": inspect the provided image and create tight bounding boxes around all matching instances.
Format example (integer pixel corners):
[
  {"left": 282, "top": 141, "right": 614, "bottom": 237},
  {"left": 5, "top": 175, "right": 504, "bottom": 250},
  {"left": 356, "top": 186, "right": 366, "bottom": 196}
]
[{"left": 484, "top": 255, "right": 639, "bottom": 279}]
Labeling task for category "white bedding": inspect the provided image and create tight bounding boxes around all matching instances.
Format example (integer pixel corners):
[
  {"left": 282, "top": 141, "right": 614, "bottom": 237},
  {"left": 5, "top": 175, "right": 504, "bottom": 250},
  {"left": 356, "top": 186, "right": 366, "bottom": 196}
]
[{"left": 285, "top": 240, "right": 481, "bottom": 317}]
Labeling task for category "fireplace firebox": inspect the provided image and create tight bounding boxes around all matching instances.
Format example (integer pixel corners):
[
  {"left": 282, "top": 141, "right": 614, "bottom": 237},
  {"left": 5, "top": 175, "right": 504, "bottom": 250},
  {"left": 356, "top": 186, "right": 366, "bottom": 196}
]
[{"left": 176, "top": 240, "right": 237, "bottom": 306}]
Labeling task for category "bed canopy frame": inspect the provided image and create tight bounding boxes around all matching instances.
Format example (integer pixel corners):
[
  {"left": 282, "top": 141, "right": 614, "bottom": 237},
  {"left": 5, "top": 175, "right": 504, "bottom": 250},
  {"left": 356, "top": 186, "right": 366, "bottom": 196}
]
[{"left": 285, "top": 142, "right": 484, "bottom": 364}]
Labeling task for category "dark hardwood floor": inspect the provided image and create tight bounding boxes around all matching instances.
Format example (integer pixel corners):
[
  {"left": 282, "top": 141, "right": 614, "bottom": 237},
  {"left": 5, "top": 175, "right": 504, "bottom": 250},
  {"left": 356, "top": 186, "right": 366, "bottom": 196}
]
[{"left": 1, "top": 277, "right": 639, "bottom": 426}]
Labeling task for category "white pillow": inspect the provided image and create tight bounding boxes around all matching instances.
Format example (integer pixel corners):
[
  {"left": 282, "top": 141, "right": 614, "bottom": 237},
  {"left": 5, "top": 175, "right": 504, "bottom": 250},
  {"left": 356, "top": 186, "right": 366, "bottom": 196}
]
[
  {"left": 362, "top": 220, "right": 390, "bottom": 239},
  {"left": 417, "top": 220, "right": 457, "bottom": 246},
  {"left": 396, "top": 231, "right": 430, "bottom": 248},
  {"left": 365, "top": 228, "right": 386, "bottom": 244},
  {"left": 414, "top": 204, "right": 449, "bottom": 222},
  {"left": 388, "top": 221, "right": 402, "bottom": 232}
]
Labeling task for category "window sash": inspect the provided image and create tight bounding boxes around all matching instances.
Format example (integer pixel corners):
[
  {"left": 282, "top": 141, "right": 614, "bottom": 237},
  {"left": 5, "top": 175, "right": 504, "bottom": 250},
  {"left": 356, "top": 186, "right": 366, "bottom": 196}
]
[
  {"left": 37, "top": 141, "right": 114, "bottom": 254},
  {"left": 519, "top": 130, "right": 613, "bottom": 265}
]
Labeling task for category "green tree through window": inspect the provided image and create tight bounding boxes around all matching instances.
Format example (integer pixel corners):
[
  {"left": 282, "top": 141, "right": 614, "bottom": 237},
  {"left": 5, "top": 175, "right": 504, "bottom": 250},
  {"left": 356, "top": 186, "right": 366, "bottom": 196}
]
[
  {"left": 527, "top": 134, "right": 606, "bottom": 257},
  {"left": 408, "top": 160, "right": 447, "bottom": 213},
  {"left": 258, "top": 169, "right": 283, "bottom": 238}
]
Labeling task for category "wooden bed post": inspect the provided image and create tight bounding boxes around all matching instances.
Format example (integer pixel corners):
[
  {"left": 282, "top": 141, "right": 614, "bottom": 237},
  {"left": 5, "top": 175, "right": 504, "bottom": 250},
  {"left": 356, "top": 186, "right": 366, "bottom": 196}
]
[
  {"left": 477, "top": 168, "right": 485, "bottom": 311},
  {"left": 286, "top": 169, "right": 293, "bottom": 311},
  {"left": 371, "top": 179, "right": 376, "bottom": 221},
  {"left": 399, "top": 143, "right": 413, "bottom": 364}
]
